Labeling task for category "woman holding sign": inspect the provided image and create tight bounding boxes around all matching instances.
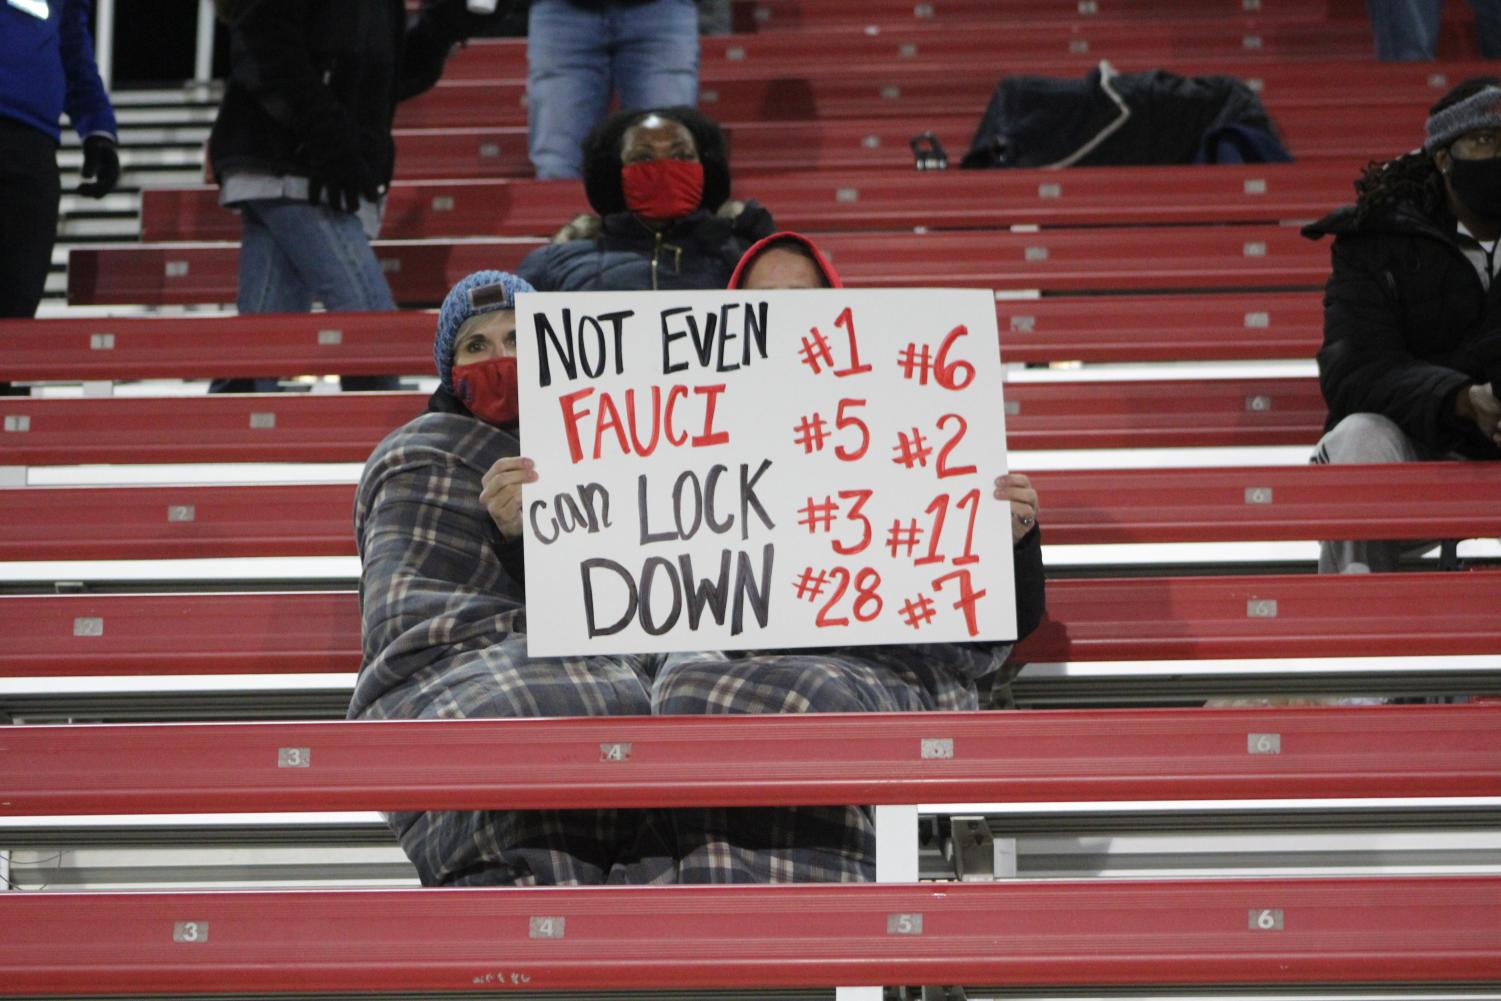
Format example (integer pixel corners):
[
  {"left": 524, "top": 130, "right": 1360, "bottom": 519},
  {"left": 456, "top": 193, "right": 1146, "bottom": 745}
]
[
  {"left": 351, "top": 269, "right": 680, "bottom": 887},
  {"left": 630, "top": 233, "right": 1048, "bottom": 883},
  {"left": 516, "top": 105, "right": 777, "bottom": 292},
  {"left": 353, "top": 264, "right": 1044, "bottom": 888}
]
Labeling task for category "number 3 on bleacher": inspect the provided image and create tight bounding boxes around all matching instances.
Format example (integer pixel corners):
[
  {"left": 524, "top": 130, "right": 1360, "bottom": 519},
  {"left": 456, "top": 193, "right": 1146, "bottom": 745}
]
[{"left": 173, "top": 921, "right": 208, "bottom": 943}]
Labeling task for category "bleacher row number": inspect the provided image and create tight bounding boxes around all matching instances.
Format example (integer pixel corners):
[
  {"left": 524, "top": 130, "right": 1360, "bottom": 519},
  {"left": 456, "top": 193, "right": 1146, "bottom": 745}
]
[
  {"left": 431, "top": 196, "right": 455, "bottom": 213},
  {"left": 1010, "top": 316, "right": 1035, "bottom": 333},
  {"left": 921, "top": 738, "right": 954, "bottom": 759},
  {"left": 90, "top": 333, "right": 115, "bottom": 350},
  {"left": 887, "top": 913, "right": 923, "bottom": 935},
  {"left": 278, "top": 747, "right": 311, "bottom": 768},
  {"left": 173, "top": 921, "right": 208, "bottom": 943},
  {"left": 1077, "top": 0, "right": 1097, "bottom": 13},
  {"left": 167, "top": 505, "right": 196, "bottom": 523},
  {"left": 1249, "top": 908, "right": 1284, "bottom": 930},
  {"left": 1243, "top": 34, "right": 1262, "bottom": 50},
  {"left": 1245, "top": 488, "right": 1273, "bottom": 505},
  {"left": 1247, "top": 599, "right": 1278, "bottom": 618},
  {"left": 1243, "top": 0, "right": 1262, "bottom": 9},
  {"left": 530, "top": 917, "right": 565, "bottom": 939},
  {"left": 1244, "top": 312, "right": 1270, "bottom": 329},
  {"left": 165, "top": 261, "right": 189, "bottom": 278},
  {"left": 600, "top": 742, "right": 631, "bottom": 761},
  {"left": 3, "top": 415, "right": 29, "bottom": 432},
  {"left": 73, "top": 617, "right": 104, "bottom": 637},
  {"left": 249, "top": 413, "right": 276, "bottom": 430},
  {"left": 1245, "top": 395, "right": 1272, "bottom": 412},
  {"left": 317, "top": 329, "right": 343, "bottom": 346},
  {"left": 1248, "top": 733, "right": 1281, "bottom": 755},
  {"left": 1244, "top": 179, "right": 1267, "bottom": 196}
]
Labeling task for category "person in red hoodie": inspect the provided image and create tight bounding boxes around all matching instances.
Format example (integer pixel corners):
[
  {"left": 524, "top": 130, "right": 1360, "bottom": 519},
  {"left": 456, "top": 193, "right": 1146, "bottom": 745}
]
[{"left": 630, "top": 232, "right": 1047, "bottom": 882}]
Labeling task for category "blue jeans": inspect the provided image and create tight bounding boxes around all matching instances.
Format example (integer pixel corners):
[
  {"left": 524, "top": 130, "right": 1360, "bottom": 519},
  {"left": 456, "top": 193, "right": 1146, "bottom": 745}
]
[
  {"left": 526, "top": 0, "right": 700, "bottom": 179},
  {"left": 1368, "top": 0, "right": 1501, "bottom": 59},
  {"left": 213, "top": 198, "right": 400, "bottom": 393}
]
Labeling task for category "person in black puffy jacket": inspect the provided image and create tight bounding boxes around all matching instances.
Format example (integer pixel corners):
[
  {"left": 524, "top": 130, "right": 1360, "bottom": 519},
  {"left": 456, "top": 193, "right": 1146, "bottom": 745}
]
[
  {"left": 517, "top": 105, "right": 776, "bottom": 292},
  {"left": 1302, "top": 76, "right": 1501, "bottom": 573},
  {"left": 207, "top": 0, "right": 497, "bottom": 392}
]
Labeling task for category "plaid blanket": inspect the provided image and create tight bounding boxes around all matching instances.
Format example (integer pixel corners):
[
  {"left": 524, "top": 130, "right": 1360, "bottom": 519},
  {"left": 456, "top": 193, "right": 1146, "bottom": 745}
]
[{"left": 351, "top": 407, "right": 1036, "bottom": 884}]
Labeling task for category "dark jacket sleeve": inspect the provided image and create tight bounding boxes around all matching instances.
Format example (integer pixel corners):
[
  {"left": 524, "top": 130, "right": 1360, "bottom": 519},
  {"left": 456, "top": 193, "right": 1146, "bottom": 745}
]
[
  {"left": 230, "top": 0, "right": 351, "bottom": 141},
  {"left": 1317, "top": 234, "right": 1476, "bottom": 452},
  {"left": 1011, "top": 525, "right": 1045, "bottom": 643},
  {"left": 60, "top": 0, "right": 117, "bottom": 140}
]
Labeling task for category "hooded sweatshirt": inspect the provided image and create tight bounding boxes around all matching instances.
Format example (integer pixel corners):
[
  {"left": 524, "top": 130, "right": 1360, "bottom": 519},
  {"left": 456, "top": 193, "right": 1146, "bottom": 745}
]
[
  {"left": 727, "top": 230, "right": 844, "bottom": 289},
  {"left": 726, "top": 230, "right": 1048, "bottom": 692}
]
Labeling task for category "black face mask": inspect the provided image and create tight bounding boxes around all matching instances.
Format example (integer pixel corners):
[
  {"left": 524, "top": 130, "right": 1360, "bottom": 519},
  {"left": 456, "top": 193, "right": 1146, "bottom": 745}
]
[{"left": 1448, "top": 154, "right": 1501, "bottom": 220}]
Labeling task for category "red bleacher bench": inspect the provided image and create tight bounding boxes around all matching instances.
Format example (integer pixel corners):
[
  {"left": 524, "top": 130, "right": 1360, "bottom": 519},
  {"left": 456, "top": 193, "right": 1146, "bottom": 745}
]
[
  {"left": 431, "top": 20, "right": 1377, "bottom": 79},
  {"left": 5, "top": 876, "right": 1498, "bottom": 993},
  {"left": 378, "top": 108, "right": 1416, "bottom": 178},
  {"left": 0, "top": 293, "right": 1324, "bottom": 384},
  {"left": 144, "top": 163, "right": 1360, "bottom": 243},
  {"left": 67, "top": 224, "right": 1328, "bottom": 305},
  {"left": 0, "top": 378, "right": 1324, "bottom": 466},
  {"left": 4, "top": 463, "right": 1497, "bottom": 561},
  {"left": 5, "top": 705, "right": 1499, "bottom": 814},
  {"left": 5, "top": 572, "right": 1496, "bottom": 679}
]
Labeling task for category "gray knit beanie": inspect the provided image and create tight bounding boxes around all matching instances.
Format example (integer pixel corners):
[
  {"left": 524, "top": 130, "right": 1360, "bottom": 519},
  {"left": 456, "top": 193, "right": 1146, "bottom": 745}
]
[
  {"left": 433, "top": 270, "right": 535, "bottom": 392},
  {"left": 1424, "top": 86, "right": 1501, "bottom": 153}
]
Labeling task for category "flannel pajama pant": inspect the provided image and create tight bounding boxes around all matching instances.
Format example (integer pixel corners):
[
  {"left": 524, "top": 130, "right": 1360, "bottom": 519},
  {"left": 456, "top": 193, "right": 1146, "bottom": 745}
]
[{"left": 359, "top": 640, "right": 980, "bottom": 886}]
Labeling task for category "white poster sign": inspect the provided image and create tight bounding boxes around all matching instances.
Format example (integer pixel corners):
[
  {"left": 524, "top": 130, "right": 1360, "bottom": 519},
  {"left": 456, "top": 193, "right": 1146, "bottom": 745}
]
[{"left": 515, "top": 288, "right": 1015, "bottom": 656}]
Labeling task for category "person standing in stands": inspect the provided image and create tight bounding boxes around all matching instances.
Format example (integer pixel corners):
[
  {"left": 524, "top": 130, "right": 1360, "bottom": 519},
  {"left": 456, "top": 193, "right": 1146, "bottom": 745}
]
[
  {"left": 1302, "top": 77, "right": 1501, "bottom": 573},
  {"left": 0, "top": 0, "right": 119, "bottom": 395},
  {"left": 518, "top": 105, "right": 774, "bottom": 291},
  {"left": 206, "top": 0, "right": 496, "bottom": 393},
  {"left": 1367, "top": 0, "right": 1501, "bottom": 60},
  {"left": 526, "top": 0, "right": 699, "bottom": 179},
  {"left": 351, "top": 266, "right": 1044, "bottom": 886}
]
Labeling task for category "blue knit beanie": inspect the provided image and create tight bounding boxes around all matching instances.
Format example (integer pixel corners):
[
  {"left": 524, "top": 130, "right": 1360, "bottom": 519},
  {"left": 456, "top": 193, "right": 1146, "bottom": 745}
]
[{"left": 433, "top": 270, "right": 535, "bottom": 392}]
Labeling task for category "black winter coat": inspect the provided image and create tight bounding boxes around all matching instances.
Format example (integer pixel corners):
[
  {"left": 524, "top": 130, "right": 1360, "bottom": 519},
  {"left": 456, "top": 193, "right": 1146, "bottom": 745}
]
[
  {"left": 1302, "top": 200, "right": 1501, "bottom": 460},
  {"left": 209, "top": 0, "right": 468, "bottom": 187},
  {"left": 517, "top": 203, "right": 777, "bottom": 292}
]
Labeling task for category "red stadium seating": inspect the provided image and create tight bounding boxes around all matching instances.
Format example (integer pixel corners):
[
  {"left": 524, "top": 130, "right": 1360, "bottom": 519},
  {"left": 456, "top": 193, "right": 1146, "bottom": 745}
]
[
  {"left": 4, "top": 463, "right": 1496, "bottom": 561},
  {"left": 6, "top": 876, "right": 1499, "bottom": 994},
  {"left": 431, "top": 21, "right": 1379, "bottom": 82},
  {"left": 67, "top": 224, "right": 1328, "bottom": 305},
  {"left": 6, "top": 704, "right": 1500, "bottom": 814},
  {"left": 0, "top": 312, "right": 436, "bottom": 382},
  {"left": 143, "top": 163, "right": 1360, "bottom": 243},
  {"left": 5, "top": 571, "right": 1497, "bottom": 678},
  {"left": 1, "top": 293, "right": 1323, "bottom": 384},
  {"left": 377, "top": 107, "right": 1416, "bottom": 179},
  {"left": 0, "top": 378, "right": 1323, "bottom": 467}
]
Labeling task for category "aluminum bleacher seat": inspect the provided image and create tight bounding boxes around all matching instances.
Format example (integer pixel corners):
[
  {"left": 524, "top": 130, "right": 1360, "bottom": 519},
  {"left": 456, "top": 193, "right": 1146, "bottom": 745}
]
[
  {"left": 432, "top": 20, "right": 1378, "bottom": 78},
  {"left": 375, "top": 107, "right": 1415, "bottom": 178},
  {"left": 65, "top": 223, "right": 1328, "bottom": 305},
  {"left": 0, "top": 377, "right": 1323, "bottom": 469},
  {"left": 5, "top": 572, "right": 1498, "bottom": 715},
  {"left": 6, "top": 876, "right": 1499, "bottom": 995},
  {"left": 5, "top": 463, "right": 1496, "bottom": 561},
  {"left": 8, "top": 705, "right": 1500, "bottom": 815},
  {"left": 0, "top": 292, "right": 1325, "bottom": 389},
  {"left": 141, "top": 163, "right": 1361, "bottom": 243}
]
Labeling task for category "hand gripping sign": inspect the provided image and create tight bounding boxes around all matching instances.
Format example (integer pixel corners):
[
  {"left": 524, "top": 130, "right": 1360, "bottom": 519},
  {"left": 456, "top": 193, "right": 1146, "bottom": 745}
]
[{"left": 516, "top": 288, "right": 1015, "bottom": 656}]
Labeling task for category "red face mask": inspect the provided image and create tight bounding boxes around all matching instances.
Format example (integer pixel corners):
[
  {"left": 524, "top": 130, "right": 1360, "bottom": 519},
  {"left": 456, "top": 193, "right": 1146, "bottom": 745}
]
[
  {"left": 451, "top": 356, "right": 520, "bottom": 427},
  {"left": 621, "top": 159, "right": 705, "bottom": 221}
]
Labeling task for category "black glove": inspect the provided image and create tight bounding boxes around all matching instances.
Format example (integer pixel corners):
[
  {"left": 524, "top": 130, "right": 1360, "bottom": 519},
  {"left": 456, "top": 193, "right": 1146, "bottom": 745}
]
[
  {"left": 304, "top": 123, "right": 381, "bottom": 214},
  {"left": 78, "top": 135, "right": 120, "bottom": 198}
]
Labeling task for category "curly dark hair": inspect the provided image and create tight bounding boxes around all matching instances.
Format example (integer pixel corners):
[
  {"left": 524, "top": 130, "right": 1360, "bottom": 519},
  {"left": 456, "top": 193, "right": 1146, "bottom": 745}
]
[
  {"left": 579, "top": 106, "right": 732, "bottom": 218},
  {"left": 1354, "top": 75, "right": 1501, "bottom": 220}
]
